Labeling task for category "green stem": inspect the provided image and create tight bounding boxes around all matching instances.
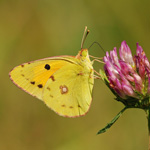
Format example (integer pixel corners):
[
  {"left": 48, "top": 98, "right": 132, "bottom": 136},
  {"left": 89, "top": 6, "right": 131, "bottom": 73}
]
[
  {"left": 149, "top": 134, "right": 150, "bottom": 150},
  {"left": 145, "top": 108, "right": 150, "bottom": 150},
  {"left": 97, "top": 106, "right": 128, "bottom": 135}
]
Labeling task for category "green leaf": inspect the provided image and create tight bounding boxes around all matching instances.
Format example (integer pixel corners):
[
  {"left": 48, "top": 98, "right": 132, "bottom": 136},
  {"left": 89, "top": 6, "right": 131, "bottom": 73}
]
[{"left": 97, "top": 107, "right": 128, "bottom": 135}]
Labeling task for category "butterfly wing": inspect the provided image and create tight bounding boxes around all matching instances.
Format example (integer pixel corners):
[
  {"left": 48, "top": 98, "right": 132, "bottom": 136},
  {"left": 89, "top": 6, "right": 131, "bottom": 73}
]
[
  {"left": 9, "top": 56, "right": 76, "bottom": 100},
  {"left": 43, "top": 63, "right": 94, "bottom": 117}
]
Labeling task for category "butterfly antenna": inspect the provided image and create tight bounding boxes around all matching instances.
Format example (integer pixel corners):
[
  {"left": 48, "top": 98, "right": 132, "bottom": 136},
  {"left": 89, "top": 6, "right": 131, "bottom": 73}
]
[
  {"left": 81, "top": 26, "right": 90, "bottom": 49},
  {"left": 88, "top": 41, "right": 106, "bottom": 54}
]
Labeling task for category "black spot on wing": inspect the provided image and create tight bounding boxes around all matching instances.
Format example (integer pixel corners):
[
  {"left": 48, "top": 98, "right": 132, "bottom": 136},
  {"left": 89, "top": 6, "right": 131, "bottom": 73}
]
[
  {"left": 38, "top": 84, "right": 43, "bottom": 88},
  {"left": 45, "top": 64, "right": 50, "bottom": 70},
  {"left": 30, "top": 81, "right": 35, "bottom": 85}
]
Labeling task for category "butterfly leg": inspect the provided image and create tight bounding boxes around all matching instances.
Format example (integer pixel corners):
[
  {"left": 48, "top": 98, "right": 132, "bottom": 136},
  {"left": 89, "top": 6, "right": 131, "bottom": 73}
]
[
  {"left": 92, "top": 59, "right": 104, "bottom": 64},
  {"left": 89, "top": 55, "right": 103, "bottom": 60},
  {"left": 93, "top": 69, "right": 101, "bottom": 78},
  {"left": 93, "top": 75, "right": 101, "bottom": 79}
]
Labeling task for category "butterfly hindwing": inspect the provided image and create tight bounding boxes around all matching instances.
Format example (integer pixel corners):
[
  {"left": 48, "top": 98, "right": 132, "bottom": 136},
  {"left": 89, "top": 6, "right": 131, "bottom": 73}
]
[{"left": 43, "top": 63, "right": 94, "bottom": 117}]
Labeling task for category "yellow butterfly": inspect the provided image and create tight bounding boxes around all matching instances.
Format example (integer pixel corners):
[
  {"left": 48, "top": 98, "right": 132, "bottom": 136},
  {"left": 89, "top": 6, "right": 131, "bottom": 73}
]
[{"left": 9, "top": 26, "right": 94, "bottom": 117}]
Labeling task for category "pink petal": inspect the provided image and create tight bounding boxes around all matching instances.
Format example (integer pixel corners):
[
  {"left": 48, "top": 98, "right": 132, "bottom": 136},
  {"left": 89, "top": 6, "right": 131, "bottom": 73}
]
[{"left": 119, "top": 41, "right": 135, "bottom": 67}]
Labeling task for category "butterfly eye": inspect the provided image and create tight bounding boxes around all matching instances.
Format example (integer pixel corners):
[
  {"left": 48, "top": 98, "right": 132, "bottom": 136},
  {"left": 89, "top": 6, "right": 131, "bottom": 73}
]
[
  {"left": 44, "top": 64, "right": 51, "bottom": 70},
  {"left": 81, "top": 49, "right": 88, "bottom": 57}
]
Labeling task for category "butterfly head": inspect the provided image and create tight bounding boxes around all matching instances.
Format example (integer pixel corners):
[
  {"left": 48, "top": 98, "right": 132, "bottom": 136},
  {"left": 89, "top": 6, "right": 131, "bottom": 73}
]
[
  {"left": 76, "top": 49, "right": 89, "bottom": 59},
  {"left": 76, "top": 48, "right": 93, "bottom": 67},
  {"left": 81, "top": 49, "right": 88, "bottom": 57}
]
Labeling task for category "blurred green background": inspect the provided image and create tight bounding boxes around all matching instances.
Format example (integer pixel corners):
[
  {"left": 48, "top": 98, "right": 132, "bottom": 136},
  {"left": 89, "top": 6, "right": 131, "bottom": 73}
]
[{"left": 1, "top": 0, "right": 150, "bottom": 150}]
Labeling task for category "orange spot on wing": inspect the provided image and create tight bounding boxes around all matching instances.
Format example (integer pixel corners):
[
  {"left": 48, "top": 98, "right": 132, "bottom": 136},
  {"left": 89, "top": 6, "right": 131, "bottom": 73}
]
[
  {"left": 50, "top": 75, "right": 55, "bottom": 81},
  {"left": 50, "top": 95, "right": 53, "bottom": 98},
  {"left": 59, "top": 85, "right": 68, "bottom": 94},
  {"left": 47, "top": 87, "right": 50, "bottom": 91}
]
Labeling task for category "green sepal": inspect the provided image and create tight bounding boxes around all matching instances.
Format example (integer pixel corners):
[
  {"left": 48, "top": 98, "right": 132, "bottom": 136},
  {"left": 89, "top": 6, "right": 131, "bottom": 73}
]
[{"left": 99, "top": 69, "right": 109, "bottom": 83}]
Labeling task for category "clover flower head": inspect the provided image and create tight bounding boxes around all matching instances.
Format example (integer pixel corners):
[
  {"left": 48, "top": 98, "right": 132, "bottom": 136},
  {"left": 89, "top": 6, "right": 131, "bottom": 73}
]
[{"left": 101, "top": 41, "right": 150, "bottom": 108}]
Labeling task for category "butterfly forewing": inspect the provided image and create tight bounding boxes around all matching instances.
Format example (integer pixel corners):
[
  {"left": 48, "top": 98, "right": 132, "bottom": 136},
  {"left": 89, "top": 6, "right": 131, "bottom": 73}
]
[{"left": 9, "top": 57, "right": 75, "bottom": 100}]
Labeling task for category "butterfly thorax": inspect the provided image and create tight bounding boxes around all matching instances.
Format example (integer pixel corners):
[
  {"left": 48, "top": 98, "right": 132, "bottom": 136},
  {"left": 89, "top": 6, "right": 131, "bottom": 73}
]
[{"left": 75, "top": 49, "right": 93, "bottom": 74}]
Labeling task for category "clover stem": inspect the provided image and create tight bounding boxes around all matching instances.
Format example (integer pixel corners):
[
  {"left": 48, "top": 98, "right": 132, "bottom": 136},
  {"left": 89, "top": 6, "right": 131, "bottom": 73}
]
[
  {"left": 145, "top": 108, "right": 150, "bottom": 150},
  {"left": 149, "top": 134, "right": 150, "bottom": 150},
  {"left": 148, "top": 114, "right": 150, "bottom": 150}
]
